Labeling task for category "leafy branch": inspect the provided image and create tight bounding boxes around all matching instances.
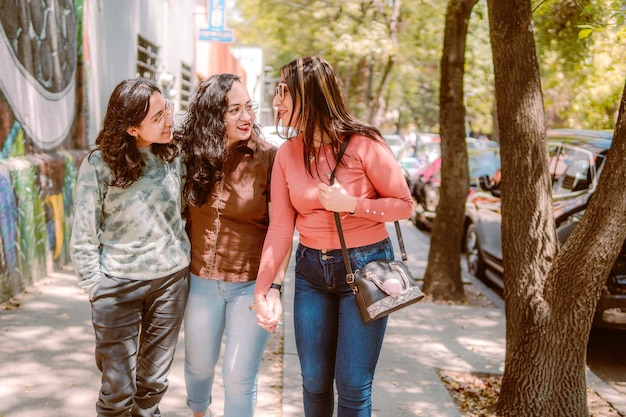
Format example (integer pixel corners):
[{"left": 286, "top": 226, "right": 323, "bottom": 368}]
[{"left": 575, "top": 0, "right": 626, "bottom": 39}]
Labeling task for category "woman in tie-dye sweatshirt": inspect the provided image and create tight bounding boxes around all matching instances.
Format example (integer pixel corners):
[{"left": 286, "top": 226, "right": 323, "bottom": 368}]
[{"left": 70, "top": 78, "right": 190, "bottom": 417}]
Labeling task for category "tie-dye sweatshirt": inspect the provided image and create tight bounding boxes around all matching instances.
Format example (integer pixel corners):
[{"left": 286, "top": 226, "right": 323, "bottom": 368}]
[{"left": 70, "top": 148, "right": 190, "bottom": 294}]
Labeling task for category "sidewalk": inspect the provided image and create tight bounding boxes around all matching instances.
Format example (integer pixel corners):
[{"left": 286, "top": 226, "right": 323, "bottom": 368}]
[
  {"left": 281, "top": 223, "right": 626, "bottom": 416},
  {"left": 281, "top": 222, "right": 509, "bottom": 417},
  {"left": 1, "top": 221, "right": 624, "bottom": 416}
]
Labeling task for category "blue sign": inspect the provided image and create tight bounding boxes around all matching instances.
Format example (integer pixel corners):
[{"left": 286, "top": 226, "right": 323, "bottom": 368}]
[
  {"left": 198, "top": 0, "right": 234, "bottom": 43},
  {"left": 199, "top": 29, "right": 234, "bottom": 43}
]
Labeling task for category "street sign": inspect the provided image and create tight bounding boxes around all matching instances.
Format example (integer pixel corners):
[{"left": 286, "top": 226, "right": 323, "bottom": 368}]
[
  {"left": 198, "top": 0, "right": 234, "bottom": 43},
  {"left": 199, "top": 29, "right": 233, "bottom": 43}
]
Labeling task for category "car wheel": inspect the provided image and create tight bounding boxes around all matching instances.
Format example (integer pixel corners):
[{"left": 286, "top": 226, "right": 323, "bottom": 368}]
[
  {"left": 423, "top": 183, "right": 439, "bottom": 212},
  {"left": 465, "top": 223, "right": 486, "bottom": 279}
]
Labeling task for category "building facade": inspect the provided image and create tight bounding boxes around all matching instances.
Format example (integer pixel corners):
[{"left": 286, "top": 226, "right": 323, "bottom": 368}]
[{"left": 0, "top": 0, "right": 261, "bottom": 303}]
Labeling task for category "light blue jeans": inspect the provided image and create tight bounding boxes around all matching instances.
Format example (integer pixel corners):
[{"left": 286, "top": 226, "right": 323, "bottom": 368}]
[{"left": 184, "top": 274, "right": 269, "bottom": 417}]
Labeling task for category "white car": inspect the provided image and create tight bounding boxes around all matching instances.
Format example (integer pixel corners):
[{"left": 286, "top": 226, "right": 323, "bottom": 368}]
[{"left": 383, "top": 134, "right": 407, "bottom": 158}]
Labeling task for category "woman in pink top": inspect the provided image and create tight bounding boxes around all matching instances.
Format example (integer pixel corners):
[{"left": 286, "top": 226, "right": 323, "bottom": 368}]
[{"left": 253, "top": 56, "right": 412, "bottom": 417}]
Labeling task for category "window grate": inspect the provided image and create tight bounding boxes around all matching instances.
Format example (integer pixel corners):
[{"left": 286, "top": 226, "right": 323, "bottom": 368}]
[
  {"left": 180, "top": 62, "right": 193, "bottom": 112},
  {"left": 136, "top": 35, "right": 159, "bottom": 81}
]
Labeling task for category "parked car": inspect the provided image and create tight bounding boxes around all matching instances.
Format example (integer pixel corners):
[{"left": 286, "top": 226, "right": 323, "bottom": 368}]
[
  {"left": 556, "top": 209, "right": 626, "bottom": 330},
  {"left": 466, "top": 137, "right": 499, "bottom": 150},
  {"left": 418, "top": 132, "right": 441, "bottom": 144},
  {"left": 410, "top": 141, "right": 501, "bottom": 230},
  {"left": 463, "top": 129, "right": 623, "bottom": 329},
  {"left": 415, "top": 141, "right": 442, "bottom": 167},
  {"left": 399, "top": 156, "right": 428, "bottom": 192}
]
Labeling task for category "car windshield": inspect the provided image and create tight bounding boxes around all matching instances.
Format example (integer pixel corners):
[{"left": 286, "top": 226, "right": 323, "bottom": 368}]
[
  {"left": 401, "top": 158, "right": 421, "bottom": 170},
  {"left": 548, "top": 144, "right": 598, "bottom": 195},
  {"left": 383, "top": 134, "right": 406, "bottom": 158},
  {"left": 415, "top": 142, "right": 441, "bottom": 165},
  {"left": 468, "top": 148, "right": 501, "bottom": 179},
  {"left": 384, "top": 135, "right": 403, "bottom": 146}
]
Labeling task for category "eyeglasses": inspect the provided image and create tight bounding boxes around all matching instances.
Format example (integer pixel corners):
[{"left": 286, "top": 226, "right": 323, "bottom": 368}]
[
  {"left": 156, "top": 101, "right": 174, "bottom": 129},
  {"left": 275, "top": 83, "right": 288, "bottom": 101},
  {"left": 226, "top": 101, "right": 259, "bottom": 119}
]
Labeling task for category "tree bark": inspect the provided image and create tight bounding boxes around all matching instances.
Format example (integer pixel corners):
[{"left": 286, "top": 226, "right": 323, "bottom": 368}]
[
  {"left": 489, "top": 1, "right": 626, "bottom": 415},
  {"left": 422, "top": 0, "right": 478, "bottom": 300}
]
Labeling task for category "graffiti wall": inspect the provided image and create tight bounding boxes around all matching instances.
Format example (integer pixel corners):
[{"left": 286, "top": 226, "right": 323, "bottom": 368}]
[{"left": 0, "top": 0, "right": 88, "bottom": 303}]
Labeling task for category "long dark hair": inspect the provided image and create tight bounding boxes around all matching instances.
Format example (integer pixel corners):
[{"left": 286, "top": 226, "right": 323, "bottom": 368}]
[
  {"left": 280, "top": 55, "right": 383, "bottom": 177},
  {"left": 92, "top": 78, "right": 179, "bottom": 188},
  {"left": 175, "top": 74, "right": 260, "bottom": 206}
]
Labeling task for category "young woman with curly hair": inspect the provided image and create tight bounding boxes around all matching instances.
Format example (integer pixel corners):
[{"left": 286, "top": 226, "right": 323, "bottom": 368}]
[
  {"left": 70, "top": 78, "right": 190, "bottom": 417},
  {"left": 176, "top": 73, "right": 289, "bottom": 417}
]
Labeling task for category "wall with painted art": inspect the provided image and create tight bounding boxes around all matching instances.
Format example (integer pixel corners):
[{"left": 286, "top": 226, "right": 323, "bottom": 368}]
[{"left": 0, "top": 0, "right": 198, "bottom": 303}]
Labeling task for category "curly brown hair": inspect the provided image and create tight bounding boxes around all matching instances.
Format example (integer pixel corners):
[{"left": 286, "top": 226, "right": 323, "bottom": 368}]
[
  {"left": 92, "top": 78, "right": 180, "bottom": 188},
  {"left": 174, "top": 74, "right": 260, "bottom": 207}
]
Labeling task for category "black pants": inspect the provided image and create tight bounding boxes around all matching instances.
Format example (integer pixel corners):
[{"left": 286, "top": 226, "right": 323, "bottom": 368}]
[{"left": 90, "top": 267, "right": 190, "bottom": 417}]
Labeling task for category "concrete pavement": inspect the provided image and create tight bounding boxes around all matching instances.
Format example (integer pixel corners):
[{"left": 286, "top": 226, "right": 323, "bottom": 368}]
[
  {"left": 281, "top": 222, "right": 506, "bottom": 417},
  {"left": 280, "top": 221, "right": 626, "bottom": 416},
  {"left": 1, "top": 220, "right": 625, "bottom": 416}
]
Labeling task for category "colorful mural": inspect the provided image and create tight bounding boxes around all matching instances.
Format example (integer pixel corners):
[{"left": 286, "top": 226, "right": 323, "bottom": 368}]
[{"left": 0, "top": 0, "right": 87, "bottom": 302}]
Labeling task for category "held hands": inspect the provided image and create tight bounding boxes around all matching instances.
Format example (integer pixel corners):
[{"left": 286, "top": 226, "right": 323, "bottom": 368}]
[
  {"left": 253, "top": 292, "right": 283, "bottom": 333},
  {"left": 318, "top": 179, "right": 357, "bottom": 213}
]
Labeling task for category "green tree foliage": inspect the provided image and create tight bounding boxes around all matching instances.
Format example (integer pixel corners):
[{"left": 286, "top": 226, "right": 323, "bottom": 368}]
[
  {"left": 464, "top": 1, "right": 494, "bottom": 136},
  {"left": 577, "top": 0, "right": 626, "bottom": 38},
  {"left": 230, "top": 0, "right": 495, "bottom": 135},
  {"left": 230, "top": 0, "right": 624, "bottom": 134},
  {"left": 231, "top": 0, "right": 404, "bottom": 125},
  {"left": 387, "top": 1, "right": 445, "bottom": 132},
  {"left": 534, "top": 0, "right": 626, "bottom": 129},
  {"left": 230, "top": 0, "right": 494, "bottom": 134}
]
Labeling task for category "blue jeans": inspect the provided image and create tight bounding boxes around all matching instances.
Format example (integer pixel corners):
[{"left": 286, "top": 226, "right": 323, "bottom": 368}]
[
  {"left": 184, "top": 274, "right": 269, "bottom": 417},
  {"left": 294, "top": 238, "right": 393, "bottom": 417}
]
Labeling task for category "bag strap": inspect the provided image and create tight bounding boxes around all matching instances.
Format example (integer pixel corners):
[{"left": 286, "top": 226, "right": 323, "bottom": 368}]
[{"left": 329, "top": 136, "right": 408, "bottom": 290}]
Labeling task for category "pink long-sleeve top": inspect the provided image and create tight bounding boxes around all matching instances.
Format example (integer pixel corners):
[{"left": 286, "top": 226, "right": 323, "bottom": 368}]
[{"left": 255, "top": 133, "right": 413, "bottom": 295}]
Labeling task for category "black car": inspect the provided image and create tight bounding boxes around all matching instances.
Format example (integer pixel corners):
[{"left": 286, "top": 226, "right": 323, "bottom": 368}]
[
  {"left": 463, "top": 129, "right": 625, "bottom": 329},
  {"left": 556, "top": 210, "right": 626, "bottom": 330}
]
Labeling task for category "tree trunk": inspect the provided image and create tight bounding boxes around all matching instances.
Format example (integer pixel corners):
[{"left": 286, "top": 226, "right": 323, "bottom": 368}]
[
  {"left": 489, "top": 1, "right": 626, "bottom": 415},
  {"left": 422, "top": 0, "right": 478, "bottom": 300}
]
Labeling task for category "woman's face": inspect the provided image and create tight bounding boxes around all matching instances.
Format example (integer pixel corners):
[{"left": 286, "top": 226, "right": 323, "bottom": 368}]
[
  {"left": 272, "top": 76, "right": 300, "bottom": 129},
  {"left": 225, "top": 82, "right": 255, "bottom": 147},
  {"left": 127, "top": 92, "right": 173, "bottom": 147}
]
